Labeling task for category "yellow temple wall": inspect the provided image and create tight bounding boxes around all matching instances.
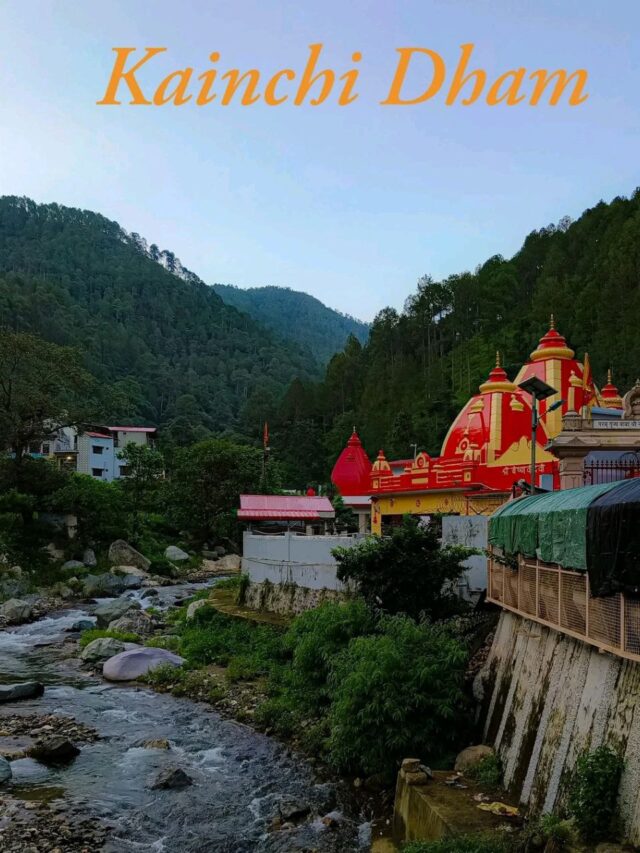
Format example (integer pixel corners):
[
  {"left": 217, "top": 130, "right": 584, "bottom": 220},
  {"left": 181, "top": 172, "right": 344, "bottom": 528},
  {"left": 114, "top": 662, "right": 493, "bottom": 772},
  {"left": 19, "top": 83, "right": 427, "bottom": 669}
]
[{"left": 371, "top": 491, "right": 506, "bottom": 534}]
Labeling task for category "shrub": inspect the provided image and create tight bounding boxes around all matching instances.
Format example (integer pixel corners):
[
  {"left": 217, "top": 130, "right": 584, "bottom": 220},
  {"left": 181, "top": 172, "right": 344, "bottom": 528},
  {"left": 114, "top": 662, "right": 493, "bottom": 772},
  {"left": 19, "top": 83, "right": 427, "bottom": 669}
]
[
  {"left": 327, "top": 615, "right": 468, "bottom": 779},
  {"left": 79, "top": 628, "right": 140, "bottom": 648},
  {"left": 403, "top": 834, "right": 507, "bottom": 853},
  {"left": 468, "top": 754, "right": 503, "bottom": 788},
  {"left": 145, "top": 635, "right": 181, "bottom": 652},
  {"left": 568, "top": 745, "right": 623, "bottom": 841},
  {"left": 333, "top": 516, "right": 472, "bottom": 620}
]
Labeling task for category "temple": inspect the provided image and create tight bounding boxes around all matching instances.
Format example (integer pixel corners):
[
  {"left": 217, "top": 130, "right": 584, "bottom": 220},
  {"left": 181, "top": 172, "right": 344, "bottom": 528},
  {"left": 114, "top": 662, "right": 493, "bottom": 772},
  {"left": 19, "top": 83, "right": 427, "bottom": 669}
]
[{"left": 331, "top": 319, "right": 626, "bottom": 534}]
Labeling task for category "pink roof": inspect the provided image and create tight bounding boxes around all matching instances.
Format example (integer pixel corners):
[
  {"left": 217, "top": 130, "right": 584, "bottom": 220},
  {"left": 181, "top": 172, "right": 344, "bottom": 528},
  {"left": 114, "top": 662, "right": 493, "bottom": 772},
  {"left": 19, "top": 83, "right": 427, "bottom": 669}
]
[
  {"left": 238, "top": 494, "right": 335, "bottom": 521},
  {"left": 108, "top": 426, "right": 157, "bottom": 433},
  {"left": 86, "top": 431, "right": 112, "bottom": 439}
]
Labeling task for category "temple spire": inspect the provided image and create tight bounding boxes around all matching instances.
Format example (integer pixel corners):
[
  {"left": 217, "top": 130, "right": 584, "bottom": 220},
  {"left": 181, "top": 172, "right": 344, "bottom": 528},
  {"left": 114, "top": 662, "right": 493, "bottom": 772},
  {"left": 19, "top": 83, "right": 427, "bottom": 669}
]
[{"left": 549, "top": 313, "right": 555, "bottom": 330}]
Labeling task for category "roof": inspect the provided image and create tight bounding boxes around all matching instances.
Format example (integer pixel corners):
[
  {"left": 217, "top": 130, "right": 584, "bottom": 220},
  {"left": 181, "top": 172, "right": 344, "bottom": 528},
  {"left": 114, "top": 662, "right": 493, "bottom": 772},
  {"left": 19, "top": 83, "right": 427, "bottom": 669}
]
[
  {"left": 85, "top": 431, "right": 113, "bottom": 439},
  {"left": 238, "top": 494, "right": 335, "bottom": 521},
  {"left": 108, "top": 426, "right": 157, "bottom": 433},
  {"left": 331, "top": 430, "right": 371, "bottom": 496}
]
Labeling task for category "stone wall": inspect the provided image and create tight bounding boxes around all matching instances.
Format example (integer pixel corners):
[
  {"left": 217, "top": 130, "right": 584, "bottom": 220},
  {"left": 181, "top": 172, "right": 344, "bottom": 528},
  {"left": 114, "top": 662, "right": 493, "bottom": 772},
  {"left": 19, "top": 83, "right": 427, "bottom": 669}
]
[
  {"left": 475, "top": 610, "right": 640, "bottom": 842},
  {"left": 243, "top": 579, "right": 347, "bottom": 616}
]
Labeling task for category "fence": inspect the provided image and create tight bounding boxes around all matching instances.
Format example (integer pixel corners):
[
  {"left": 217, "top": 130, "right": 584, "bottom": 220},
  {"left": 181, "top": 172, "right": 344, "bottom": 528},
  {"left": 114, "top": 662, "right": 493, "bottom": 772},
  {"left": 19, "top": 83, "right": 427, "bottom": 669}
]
[
  {"left": 487, "top": 549, "right": 640, "bottom": 662},
  {"left": 583, "top": 456, "right": 640, "bottom": 485}
]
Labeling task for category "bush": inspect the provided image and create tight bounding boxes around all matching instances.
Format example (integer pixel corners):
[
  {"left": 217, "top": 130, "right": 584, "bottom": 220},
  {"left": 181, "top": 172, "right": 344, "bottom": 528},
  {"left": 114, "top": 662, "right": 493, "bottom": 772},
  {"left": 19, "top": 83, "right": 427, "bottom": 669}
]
[
  {"left": 333, "top": 516, "right": 472, "bottom": 620},
  {"left": 79, "top": 628, "right": 140, "bottom": 648},
  {"left": 403, "top": 834, "right": 507, "bottom": 853},
  {"left": 328, "top": 615, "right": 468, "bottom": 779},
  {"left": 568, "top": 745, "right": 623, "bottom": 841},
  {"left": 468, "top": 754, "right": 503, "bottom": 788}
]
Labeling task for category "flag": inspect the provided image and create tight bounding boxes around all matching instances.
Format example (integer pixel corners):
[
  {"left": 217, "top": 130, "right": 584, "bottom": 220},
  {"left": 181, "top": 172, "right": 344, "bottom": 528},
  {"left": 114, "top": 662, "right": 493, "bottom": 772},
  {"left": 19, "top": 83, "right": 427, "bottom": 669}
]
[
  {"left": 263, "top": 421, "right": 269, "bottom": 449},
  {"left": 582, "top": 353, "right": 600, "bottom": 408}
]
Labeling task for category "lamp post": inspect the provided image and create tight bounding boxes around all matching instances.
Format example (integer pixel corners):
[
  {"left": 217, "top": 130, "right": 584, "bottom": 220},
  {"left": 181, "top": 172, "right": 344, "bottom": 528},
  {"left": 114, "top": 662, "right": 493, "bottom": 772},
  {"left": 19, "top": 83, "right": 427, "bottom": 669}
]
[{"left": 517, "top": 377, "right": 560, "bottom": 492}]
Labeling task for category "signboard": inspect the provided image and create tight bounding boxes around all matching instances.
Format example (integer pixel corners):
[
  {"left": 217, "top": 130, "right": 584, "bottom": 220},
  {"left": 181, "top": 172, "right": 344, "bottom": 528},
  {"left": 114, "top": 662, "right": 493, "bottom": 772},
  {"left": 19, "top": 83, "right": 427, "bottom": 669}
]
[{"left": 592, "top": 420, "right": 640, "bottom": 430}]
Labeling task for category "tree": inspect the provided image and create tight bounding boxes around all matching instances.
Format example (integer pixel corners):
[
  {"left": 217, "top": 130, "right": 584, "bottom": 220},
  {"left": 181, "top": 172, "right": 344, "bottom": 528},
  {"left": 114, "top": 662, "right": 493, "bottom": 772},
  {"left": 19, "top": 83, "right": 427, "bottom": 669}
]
[
  {"left": 164, "top": 438, "right": 273, "bottom": 543},
  {"left": 333, "top": 516, "right": 471, "bottom": 620},
  {"left": 117, "top": 443, "right": 164, "bottom": 539},
  {"left": 0, "top": 330, "right": 95, "bottom": 462}
]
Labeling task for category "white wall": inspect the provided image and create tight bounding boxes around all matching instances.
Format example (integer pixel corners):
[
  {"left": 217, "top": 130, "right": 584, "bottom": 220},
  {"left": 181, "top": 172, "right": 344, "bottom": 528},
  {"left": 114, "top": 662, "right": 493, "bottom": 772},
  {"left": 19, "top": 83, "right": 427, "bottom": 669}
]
[
  {"left": 242, "top": 532, "right": 363, "bottom": 591},
  {"left": 441, "top": 514, "right": 488, "bottom": 596}
]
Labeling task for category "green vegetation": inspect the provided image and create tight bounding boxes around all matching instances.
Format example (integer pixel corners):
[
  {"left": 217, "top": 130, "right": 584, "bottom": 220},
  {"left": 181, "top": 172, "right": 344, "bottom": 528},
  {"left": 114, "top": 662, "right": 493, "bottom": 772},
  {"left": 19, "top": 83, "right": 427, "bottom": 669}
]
[
  {"left": 467, "top": 754, "right": 503, "bottom": 789},
  {"left": 334, "top": 516, "right": 472, "bottom": 620},
  {"left": 79, "top": 628, "right": 140, "bottom": 648},
  {"left": 212, "top": 283, "right": 369, "bottom": 366},
  {"left": 568, "top": 745, "right": 623, "bottom": 841},
  {"left": 402, "top": 834, "right": 507, "bottom": 853}
]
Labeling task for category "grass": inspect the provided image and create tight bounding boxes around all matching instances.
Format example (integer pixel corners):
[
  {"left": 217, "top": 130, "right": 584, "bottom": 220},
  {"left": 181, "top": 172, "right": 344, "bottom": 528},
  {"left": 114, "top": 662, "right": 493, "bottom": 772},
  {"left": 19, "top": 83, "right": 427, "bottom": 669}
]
[
  {"left": 467, "top": 754, "right": 503, "bottom": 789},
  {"left": 78, "top": 627, "right": 140, "bottom": 648},
  {"left": 403, "top": 835, "right": 508, "bottom": 853}
]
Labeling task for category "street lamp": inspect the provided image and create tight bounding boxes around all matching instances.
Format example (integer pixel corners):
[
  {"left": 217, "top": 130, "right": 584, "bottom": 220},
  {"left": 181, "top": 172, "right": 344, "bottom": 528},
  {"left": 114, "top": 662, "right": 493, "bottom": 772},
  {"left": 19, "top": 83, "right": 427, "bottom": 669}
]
[{"left": 517, "top": 377, "right": 560, "bottom": 492}]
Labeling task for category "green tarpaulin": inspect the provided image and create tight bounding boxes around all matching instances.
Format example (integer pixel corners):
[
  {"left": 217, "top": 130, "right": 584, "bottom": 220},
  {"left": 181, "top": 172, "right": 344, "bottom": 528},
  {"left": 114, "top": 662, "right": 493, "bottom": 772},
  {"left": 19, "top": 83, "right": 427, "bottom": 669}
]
[{"left": 489, "top": 480, "right": 623, "bottom": 571}]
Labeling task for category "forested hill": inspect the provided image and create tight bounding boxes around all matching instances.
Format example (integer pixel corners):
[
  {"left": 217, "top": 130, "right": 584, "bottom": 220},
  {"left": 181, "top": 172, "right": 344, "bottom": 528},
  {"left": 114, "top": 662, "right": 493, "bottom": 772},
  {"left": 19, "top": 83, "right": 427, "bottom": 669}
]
[
  {"left": 212, "top": 284, "right": 369, "bottom": 365},
  {"left": 273, "top": 189, "right": 640, "bottom": 487},
  {"left": 0, "top": 196, "right": 319, "bottom": 444}
]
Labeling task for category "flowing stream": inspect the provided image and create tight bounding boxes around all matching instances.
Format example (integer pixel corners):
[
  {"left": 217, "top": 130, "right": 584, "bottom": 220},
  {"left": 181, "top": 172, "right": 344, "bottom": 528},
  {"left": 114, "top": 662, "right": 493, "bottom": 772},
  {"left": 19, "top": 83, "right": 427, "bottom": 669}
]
[{"left": 0, "top": 584, "right": 368, "bottom": 851}]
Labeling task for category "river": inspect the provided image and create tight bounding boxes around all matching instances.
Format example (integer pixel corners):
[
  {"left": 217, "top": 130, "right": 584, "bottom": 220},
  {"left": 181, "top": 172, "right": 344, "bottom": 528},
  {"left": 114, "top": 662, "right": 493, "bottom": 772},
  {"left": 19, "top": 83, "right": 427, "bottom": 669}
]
[{"left": 0, "top": 583, "right": 369, "bottom": 851}]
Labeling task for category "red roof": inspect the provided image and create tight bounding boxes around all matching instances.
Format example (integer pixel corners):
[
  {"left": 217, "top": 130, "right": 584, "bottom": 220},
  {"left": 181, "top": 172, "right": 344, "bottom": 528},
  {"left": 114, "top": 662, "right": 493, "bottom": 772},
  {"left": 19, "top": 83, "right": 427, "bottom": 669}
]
[
  {"left": 108, "top": 426, "right": 157, "bottom": 433},
  {"left": 238, "top": 494, "right": 335, "bottom": 521},
  {"left": 86, "top": 431, "right": 113, "bottom": 439},
  {"left": 331, "top": 429, "right": 372, "bottom": 496}
]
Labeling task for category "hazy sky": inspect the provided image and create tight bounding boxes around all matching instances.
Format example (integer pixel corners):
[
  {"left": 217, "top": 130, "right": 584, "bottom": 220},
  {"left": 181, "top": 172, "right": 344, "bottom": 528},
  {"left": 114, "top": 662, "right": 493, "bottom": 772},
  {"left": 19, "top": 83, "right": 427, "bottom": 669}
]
[{"left": 1, "top": 1, "right": 638, "bottom": 321}]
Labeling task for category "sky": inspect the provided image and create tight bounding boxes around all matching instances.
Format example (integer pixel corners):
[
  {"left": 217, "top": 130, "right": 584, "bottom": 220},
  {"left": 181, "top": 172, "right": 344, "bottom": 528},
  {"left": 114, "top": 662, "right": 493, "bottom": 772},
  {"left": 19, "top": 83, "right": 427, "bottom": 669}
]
[{"left": 0, "top": 0, "right": 638, "bottom": 321}]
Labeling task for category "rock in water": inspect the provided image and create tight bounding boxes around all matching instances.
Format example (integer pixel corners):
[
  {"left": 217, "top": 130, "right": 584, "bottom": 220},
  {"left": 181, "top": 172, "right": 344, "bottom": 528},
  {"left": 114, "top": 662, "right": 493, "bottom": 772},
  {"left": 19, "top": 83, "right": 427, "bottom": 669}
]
[
  {"left": 80, "top": 637, "right": 127, "bottom": 663},
  {"left": 108, "top": 540, "right": 151, "bottom": 571},
  {"left": 94, "top": 597, "right": 141, "bottom": 628},
  {"left": 165, "top": 545, "right": 189, "bottom": 562},
  {"left": 0, "top": 598, "right": 32, "bottom": 625},
  {"left": 454, "top": 744, "right": 495, "bottom": 774},
  {"left": 0, "top": 755, "right": 12, "bottom": 783},
  {"left": 103, "top": 647, "right": 186, "bottom": 682},
  {"left": 82, "top": 572, "right": 127, "bottom": 597},
  {"left": 138, "top": 738, "right": 171, "bottom": 749},
  {"left": 70, "top": 618, "right": 95, "bottom": 632},
  {"left": 83, "top": 547, "right": 97, "bottom": 567},
  {"left": 186, "top": 599, "right": 208, "bottom": 620},
  {"left": 149, "top": 766, "right": 193, "bottom": 789},
  {"left": 0, "top": 682, "right": 45, "bottom": 704},
  {"left": 28, "top": 736, "right": 80, "bottom": 765},
  {"left": 108, "top": 609, "right": 154, "bottom": 636}
]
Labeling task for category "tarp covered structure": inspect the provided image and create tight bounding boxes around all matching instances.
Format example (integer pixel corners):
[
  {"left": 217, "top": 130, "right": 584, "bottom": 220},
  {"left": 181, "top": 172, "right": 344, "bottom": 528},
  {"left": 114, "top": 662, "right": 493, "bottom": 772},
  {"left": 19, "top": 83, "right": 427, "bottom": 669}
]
[
  {"left": 489, "top": 481, "right": 622, "bottom": 571},
  {"left": 587, "top": 479, "right": 640, "bottom": 596}
]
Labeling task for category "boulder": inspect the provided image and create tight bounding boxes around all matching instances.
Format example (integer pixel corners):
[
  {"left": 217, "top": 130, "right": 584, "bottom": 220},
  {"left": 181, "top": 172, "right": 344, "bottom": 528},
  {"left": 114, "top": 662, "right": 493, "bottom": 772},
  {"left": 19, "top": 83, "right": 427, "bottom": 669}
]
[
  {"left": 138, "top": 738, "right": 170, "bottom": 750},
  {"left": 103, "top": 647, "right": 186, "bottom": 682},
  {"left": 61, "top": 560, "right": 85, "bottom": 572},
  {"left": 186, "top": 599, "right": 208, "bottom": 620},
  {"left": 454, "top": 744, "right": 495, "bottom": 775},
  {"left": 45, "top": 543, "right": 65, "bottom": 561},
  {"left": 0, "top": 755, "right": 12, "bottom": 783},
  {"left": 216, "top": 554, "right": 241, "bottom": 573},
  {"left": 70, "top": 618, "right": 95, "bottom": 632},
  {"left": 108, "top": 609, "right": 154, "bottom": 636},
  {"left": 80, "top": 637, "right": 126, "bottom": 663},
  {"left": 0, "top": 682, "right": 45, "bottom": 703},
  {"left": 111, "top": 565, "right": 149, "bottom": 579},
  {"left": 149, "top": 766, "right": 192, "bottom": 789},
  {"left": 108, "top": 540, "right": 151, "bottom": 571},
  {"left": 165, "top": 545, "right": 189, "bottom": 562},
  {"left": 0, "top": 598, "right": 32, "bottom": 625},
  {"left": 83, "top": 548, "right": 97, "bottom": 567},
  {"left": 279, "top": 801, "right": 311, "bottom": 823},
  {"left": 94, "top": 597, "right": 141, "bottom": 628},
  {"left": 141, "top": 588, "right": 159, "bottom": 599},
  {"left": 82, "top": 573, "right": 126, "bottom": 598},
  {"left": 28, "top": 736, "right": 80, "bottom": 765}
]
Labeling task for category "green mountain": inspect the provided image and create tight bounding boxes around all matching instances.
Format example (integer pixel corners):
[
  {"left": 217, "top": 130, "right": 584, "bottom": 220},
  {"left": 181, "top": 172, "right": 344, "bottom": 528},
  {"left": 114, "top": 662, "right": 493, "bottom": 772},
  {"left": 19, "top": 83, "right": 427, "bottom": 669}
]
[
  {"left": 270, "top": 188, "right": 640, "bottom": 485},
  {"left": 0, "top": 196, "right": 320, "bottom": 444},
  {"left": 212, "top": 284, "right": 369, "bottom": 365}
]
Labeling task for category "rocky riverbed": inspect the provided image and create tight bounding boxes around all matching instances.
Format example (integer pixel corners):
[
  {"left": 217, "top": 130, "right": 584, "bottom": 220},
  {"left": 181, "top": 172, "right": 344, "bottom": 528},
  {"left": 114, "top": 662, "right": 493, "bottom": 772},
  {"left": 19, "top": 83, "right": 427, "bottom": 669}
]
[{"left": 0, "top": 583, "right": 370, "bottom": 852}]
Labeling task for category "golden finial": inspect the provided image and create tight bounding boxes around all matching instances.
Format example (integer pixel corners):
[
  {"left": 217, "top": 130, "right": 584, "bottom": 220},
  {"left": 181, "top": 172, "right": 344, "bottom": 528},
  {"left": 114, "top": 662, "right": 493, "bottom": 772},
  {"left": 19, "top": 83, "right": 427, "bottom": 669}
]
[
  {"left": 607, "top": 368, "right": 613, "bottom": 384},
  {"left": 549, "top": 313, "right": 555, "bottom": 330},
  {"left": 495, "top": 351, "right": 501, "bottom": 368}
]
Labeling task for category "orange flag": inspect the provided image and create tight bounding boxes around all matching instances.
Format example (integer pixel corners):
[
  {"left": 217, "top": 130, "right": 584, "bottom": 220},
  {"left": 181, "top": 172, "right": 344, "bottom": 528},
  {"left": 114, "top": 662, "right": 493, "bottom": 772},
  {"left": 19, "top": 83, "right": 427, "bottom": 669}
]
[
  {"left": 263, "top": 421, "right": 269, "bottom": 448},
  {"left": 582, "top": 353, "right": 600, "bottom": 408}
]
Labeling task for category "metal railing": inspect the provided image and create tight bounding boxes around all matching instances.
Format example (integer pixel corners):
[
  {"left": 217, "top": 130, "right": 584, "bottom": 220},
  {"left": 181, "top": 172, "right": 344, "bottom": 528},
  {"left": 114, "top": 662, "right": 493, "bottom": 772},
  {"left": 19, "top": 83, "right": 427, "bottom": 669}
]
[
  {"left": 487, "top": 549, "right": 640, "bottom": 662},
  {"left": 583, "top": 457, "right": 640, "bottom": 485}
]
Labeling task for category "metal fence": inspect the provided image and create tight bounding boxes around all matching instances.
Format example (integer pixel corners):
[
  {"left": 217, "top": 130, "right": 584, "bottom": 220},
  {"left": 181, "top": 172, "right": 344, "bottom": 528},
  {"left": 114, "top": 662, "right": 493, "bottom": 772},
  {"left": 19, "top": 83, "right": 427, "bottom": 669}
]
[
  {"left": 583, "top": 455, "right": 640, "bottom": 485},
  {"left": 487, "top": 550, "right": 640, "bottom": 662}
]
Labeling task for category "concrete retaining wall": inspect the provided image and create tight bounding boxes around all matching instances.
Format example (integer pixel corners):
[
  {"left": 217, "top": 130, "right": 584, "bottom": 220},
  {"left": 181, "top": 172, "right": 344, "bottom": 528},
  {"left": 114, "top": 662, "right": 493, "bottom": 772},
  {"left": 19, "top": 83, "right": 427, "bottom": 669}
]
[{"left": 475, "top": 610, "right": 640, "bottom": 842}]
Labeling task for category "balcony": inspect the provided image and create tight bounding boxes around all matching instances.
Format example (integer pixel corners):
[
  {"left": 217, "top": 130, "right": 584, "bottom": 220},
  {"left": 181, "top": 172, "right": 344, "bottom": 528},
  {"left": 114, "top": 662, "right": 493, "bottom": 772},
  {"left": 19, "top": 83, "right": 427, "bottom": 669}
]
[{"left": 487, "top": 549, "right": 640, "bottom": 663}]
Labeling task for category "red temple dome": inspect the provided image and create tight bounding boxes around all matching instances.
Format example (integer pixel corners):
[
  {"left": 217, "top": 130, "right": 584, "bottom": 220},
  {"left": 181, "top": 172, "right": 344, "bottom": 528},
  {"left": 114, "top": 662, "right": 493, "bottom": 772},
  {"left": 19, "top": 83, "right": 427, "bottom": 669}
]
[
  {"left": 331, "top": 429, "right": 372, "bottom": 496},
  {"left": 601, "top": 369, "right": 623, "bottom": 409},
  {"left": 528, "top": 315, "right": 575, "bottom": 362}
]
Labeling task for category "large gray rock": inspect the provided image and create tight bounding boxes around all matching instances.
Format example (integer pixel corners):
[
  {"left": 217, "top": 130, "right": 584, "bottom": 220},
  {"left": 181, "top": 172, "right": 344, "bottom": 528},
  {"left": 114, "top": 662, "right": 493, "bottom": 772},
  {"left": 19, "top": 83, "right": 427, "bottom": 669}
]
[
  {"left": 454, "top": 744, "right": 495, "bottom": 775},
  {"left": 83, "top": 548, "right": 97, "bottom": 567},
  {"left": 70, "top": 618, "right": 95, "bottom": 632},
  {"left": 94, "top": 597, "right": 141, "bottom": 628},
  {"left": 165, "top": 545, "right": 189, "bottom": 562},
  {"left": 28, "top": 736, "right": 80, "bottom": 765},
  {"left": 186, "top": 599, "right": 208, "bottom": 620},
  {"left": 83, "top": 572, "right": 126, "bottom": 597},
  {"left": 108, "top": 540, "right": 150, "bottom": 571},
  {"left": 61, "top": 560, "right": 85, "bottom": 572},
  {"left": 80, "top": 637, "right": 127, "bottom": 663},
  {"left": 0, "top": 682, "right": 45, "bottom": 703},
  {"left": 0, "top": 598, "right": 32, "bottom": 625},
  {"left": 149, "top": 766, "right": 192, "bottom": 789},
  {"left": 0, "top": 755, "right": 11, "bottom": 783},
  {"left": 109, "top": 609, "right": 154, "bottom": 636},
  {"left": 103, "top": 647, "right": 185, "bottom": 682}
]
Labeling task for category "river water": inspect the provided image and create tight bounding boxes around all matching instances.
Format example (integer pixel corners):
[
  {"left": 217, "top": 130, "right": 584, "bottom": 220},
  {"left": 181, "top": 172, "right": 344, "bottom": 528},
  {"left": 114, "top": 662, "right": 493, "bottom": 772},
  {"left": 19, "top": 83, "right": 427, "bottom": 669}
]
[{"left": 0, "top": 584, "right": 368, "bottom": 851}]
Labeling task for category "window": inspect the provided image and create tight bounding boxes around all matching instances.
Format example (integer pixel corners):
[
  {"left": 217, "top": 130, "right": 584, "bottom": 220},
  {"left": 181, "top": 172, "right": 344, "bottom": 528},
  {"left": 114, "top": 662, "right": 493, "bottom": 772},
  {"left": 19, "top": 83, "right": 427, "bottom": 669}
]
[
  {"left": 113, "top": 433, "right": 119, "bottom": 448},
  {"left": 42, "top": 443, "right": 50, "bottom": 455},
  {"left": 119, "top": 465, "right": 130, "bottom": 476},
  {"left": 91, "top": 468, "right": 103, "bottom": 477},
  {"left": 92, "top": 445, "right": 104, "bottom": 455}
]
